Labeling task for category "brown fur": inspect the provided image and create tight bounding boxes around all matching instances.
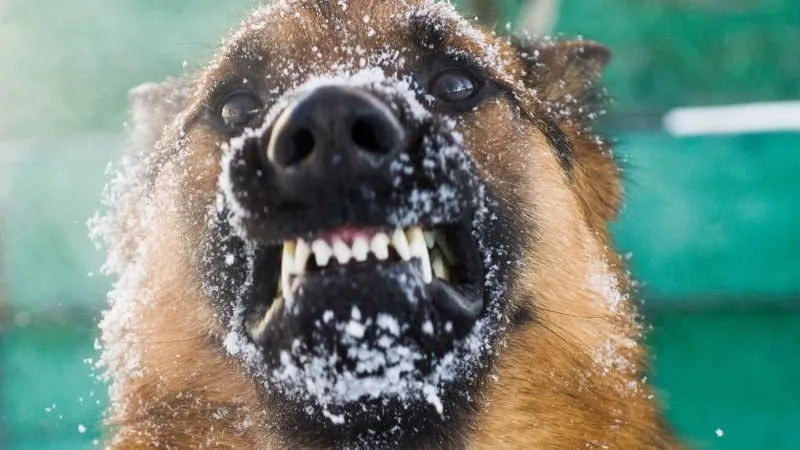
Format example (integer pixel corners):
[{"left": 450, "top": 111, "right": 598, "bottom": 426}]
[{"left": 99, "top": 1, "right": 681, "bottom": 448}]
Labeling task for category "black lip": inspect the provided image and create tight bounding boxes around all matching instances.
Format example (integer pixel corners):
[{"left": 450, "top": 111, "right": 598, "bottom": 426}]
[
  {"left": 290, "top": 263, "right": 483, "bottom": 322},
  {"left": 250, "top": 258, "right": 483, "bottom": 374},
  {"left": 247, "top": 217, "right": 485, "bottom": 348}
]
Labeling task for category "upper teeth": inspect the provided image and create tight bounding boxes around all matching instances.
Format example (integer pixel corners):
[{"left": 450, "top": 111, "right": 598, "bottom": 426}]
[
  {"left": 332, "top": 239, "right": 353, "bottom": 265},
  {"left": 279, "top": 226, "right": 454, "bottom": 300},
  {"left": 406, "top": 227, "right": 432, "bottom": 283},
  {"left": 391, "top": 228, "right": 411, "bottom": 261},
  {"left": 370, "top": 233, "right": 390, "bottom": 260},
  {"left": 312, "top": 239, "right": 332, "bottom": 266}
]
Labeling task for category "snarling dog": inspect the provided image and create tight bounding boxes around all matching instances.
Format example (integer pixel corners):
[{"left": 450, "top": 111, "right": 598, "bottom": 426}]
[{"left": 94, "top": 1, "right": 681, "bottom": 448}]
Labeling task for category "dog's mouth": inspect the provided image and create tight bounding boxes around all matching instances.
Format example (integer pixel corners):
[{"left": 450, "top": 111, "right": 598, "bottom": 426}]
[
  {"left": 280, "top": 226, "right": 455, "bottom": 298},
  {"left": 245, "top": 218, "right": 485, "bottom": 350}
]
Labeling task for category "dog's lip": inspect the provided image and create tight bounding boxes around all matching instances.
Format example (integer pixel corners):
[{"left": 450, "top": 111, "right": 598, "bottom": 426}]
[
  {"left": 245, "top": 259, "right": 484, "bottom": 347},
  {"left": 245, "top": 219, "right": 484, "bottom": 341}
]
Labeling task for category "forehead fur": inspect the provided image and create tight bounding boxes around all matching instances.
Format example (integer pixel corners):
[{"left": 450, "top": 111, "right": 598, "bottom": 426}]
[{"left": 202, "top": 0, "right": 523, "bottom": 93}]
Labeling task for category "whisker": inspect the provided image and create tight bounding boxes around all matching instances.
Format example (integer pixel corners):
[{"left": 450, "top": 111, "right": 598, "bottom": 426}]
[
  {"left": 538, "top": 321, "right": 593, "bottom": 363},
  {"left": 535, "top": 306, "right": 611, "bottom": 320}
]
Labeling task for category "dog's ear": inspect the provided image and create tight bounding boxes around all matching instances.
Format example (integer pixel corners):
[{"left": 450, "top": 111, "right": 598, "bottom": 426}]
[
  {"left": 511, "top": 37, "right": 610, "bottom": 109},
  {"left": 512, "top": 38, "right": 620, "bottom": 226},
  {"left": 128, "top": 78, "right": 190, "bottom": 152}
]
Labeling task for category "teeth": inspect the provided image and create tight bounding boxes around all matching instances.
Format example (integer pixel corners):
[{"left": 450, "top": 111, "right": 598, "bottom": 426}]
[
  {"left": 332, "top": 239, "right": 353, "bottom": 265},
  {"left": 431, "top": 248, "right": 449, "bottom": 281},
  {"left": 370, "top": 233, "right": 390, "bottom": 260},
  {"left": 406, "top": 226, "right": 432, "bottom": 283},
  {"left": 312, "top": 239, "right": 332, "bottom": 267},
  {"left": 391, "top": 228, "right": 411, "bottom": 261},
  {"left": 295, "top": 239, "right": 311, "bottom": 273},
  {"left": 435, "top": 230, "right": 456, "bottom": 264},
  {"left": 281, "top": 242, "right": 296, "bottom": 305},
  {"left": 352, "top": 236, "right": 369, "bottom": 262},
  {"left": 277, "top": 226, "right": 452, "bottom": 302},
  {"left": 249, "top": 296, "right": 283, "bottom": 338},
  {"left": 424, "top": 231, "right": 435, "bottom": 249}
]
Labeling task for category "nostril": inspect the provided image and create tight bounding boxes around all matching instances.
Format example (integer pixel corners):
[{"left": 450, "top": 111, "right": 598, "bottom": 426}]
[
  {"left": 352, "top": 118, "right": 393, "bottom": 155},
  {"left": 277, "top": 128, "right": 315, "bottom": 167}
]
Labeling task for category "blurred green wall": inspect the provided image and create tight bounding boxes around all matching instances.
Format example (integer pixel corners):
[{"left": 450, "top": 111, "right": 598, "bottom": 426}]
[{"left": 1, "top": 1, "right": 798, "bottom": 449}]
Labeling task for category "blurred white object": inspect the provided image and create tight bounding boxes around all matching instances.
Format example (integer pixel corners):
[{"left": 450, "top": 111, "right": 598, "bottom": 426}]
[
  {"left": 519, "top": 0, "right": 561, "bottom": 36},
  {"left": 664, "top": 101, "right": 800, "bottom": 136}
]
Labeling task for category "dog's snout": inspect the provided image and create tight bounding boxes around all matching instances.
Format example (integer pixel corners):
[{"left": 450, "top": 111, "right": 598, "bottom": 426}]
[{"left": 266, "top": 86, "right": 404, "bottom": 174}]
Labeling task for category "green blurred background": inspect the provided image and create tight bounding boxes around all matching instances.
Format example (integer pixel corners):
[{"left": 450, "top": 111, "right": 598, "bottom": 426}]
[{"left": 1, "top": 0, "right": 798, "bottom": 448}]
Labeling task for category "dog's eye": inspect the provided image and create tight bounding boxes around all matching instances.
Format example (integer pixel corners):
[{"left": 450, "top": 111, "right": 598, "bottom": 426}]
[
  {"left": 429, "top": 68, "right": 480, "bottom": 103},
  {"left": 219, "top": 91, "right": 263, "bottom": 128}
]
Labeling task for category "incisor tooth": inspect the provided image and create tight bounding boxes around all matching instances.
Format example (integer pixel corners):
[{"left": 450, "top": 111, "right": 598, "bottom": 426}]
[
  {"left": 370, "top": 233, "right": 390, "bottom": 260},
  {"left": 391, "top": 228, "right": 411, "bottom": 261},
  {"left": 406, "top": 227, "right": 432, "bottom": 283},
  {"left": 312, "top": 239, "right": 332, "bottom": 267},
  {"left": 352, "top": 237, "right": 369, "bottom": 262},
  {"left": 332, "top": 239, "right": 353, "bottom": 264},
  {"left": 295, "top": 239, "right": 311, "bottom": 273}
]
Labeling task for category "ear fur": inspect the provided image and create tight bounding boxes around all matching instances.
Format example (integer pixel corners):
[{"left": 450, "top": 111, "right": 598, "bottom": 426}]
[
  {"left": 128, "top": 77, "right": 190, "bottom": 154},
  {"left": 511, "top": 37, "right": 622, "bottom": 227},
  {"left": 512, "top": 37, "right": 611, "bottom": 109}
]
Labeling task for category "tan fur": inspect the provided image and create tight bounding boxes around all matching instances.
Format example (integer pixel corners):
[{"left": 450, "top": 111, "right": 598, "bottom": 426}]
[{"left": 100, "top": 1, "right": 681, "bottom": 448}]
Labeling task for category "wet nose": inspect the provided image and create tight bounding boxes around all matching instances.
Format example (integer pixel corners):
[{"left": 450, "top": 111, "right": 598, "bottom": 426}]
[{"left": 266, "top": 86, "right": 404, "bottom": 177}]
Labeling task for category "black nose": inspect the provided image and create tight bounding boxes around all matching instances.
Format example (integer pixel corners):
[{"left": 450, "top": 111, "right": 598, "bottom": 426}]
[{"left": 266, "top": 86, "right": 404, "bottom": 175}]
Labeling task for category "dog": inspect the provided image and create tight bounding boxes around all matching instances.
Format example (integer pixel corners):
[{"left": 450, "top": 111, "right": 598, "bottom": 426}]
[{"left": 93, "top": 1, "right": 681, "bottom": 448}]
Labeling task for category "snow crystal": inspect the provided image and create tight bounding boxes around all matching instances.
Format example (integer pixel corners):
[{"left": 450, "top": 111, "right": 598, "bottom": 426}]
[
  {"left": 588, "top": 259, "right": 627, "bottom": 315},
  {"left": 423, "top": 384, "right": 444, "bottom": 415},
  {"left": 268, "top": 309, "right": 498, "bottom": 419},
  {"left": 323, "top": 409, "right": 346, "bottom": 425},
  {"left": 422, "top": 320, "right": 434, "bottom": 336},
  {"left": 345, "top": 320, "right": 366, "bottom": 339},
  {"left": 376, "top": 314, "right": 400, "bottom": 337}
]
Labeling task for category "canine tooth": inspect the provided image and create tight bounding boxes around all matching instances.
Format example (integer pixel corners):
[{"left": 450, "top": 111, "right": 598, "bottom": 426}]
[
  {"left": 406, "top": 227, "right": 432, "bottom": 283},
  {"left": 281, "top": 242, "right": 296, "bottom": 304},
  {"left": 421, "top": 256, "right": 433, "bottom": 283},
  {"left": 391, "top": 228, "right": 411, "bottom": 261},
  {"left": 249, "top": 296, "right": 283, "bottom": 338},
  {"left": 435, "top": 230, "right": 456, "bottom": 263},
  {"left": 312, "top": 239, "right": 332, "bottom": 267},
  {"left": 352, "top": 237, "right": 369, "bottom": 262},
  {"left": 332, "top": 239, "right": 353, "bottom": 264},
  {"left": 431, "top": 249, "right": 449, "bottom": 281},
  {"left": 424, "top": 231, "right": 435, "bottom": 249},
  {"left": 370, "top": 233, "right": 390, "bottom": 260},
  {"left": 295, "top": 239, "right": 311, "bottom": 273}
]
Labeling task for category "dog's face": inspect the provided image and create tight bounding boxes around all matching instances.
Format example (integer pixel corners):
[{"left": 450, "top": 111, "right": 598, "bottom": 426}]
[
  {"left": 98, "top": 1, "right": 640, "bottom": 448},
  {"left": 204, "top": 4, "right": 523, "bottom": 442}
]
